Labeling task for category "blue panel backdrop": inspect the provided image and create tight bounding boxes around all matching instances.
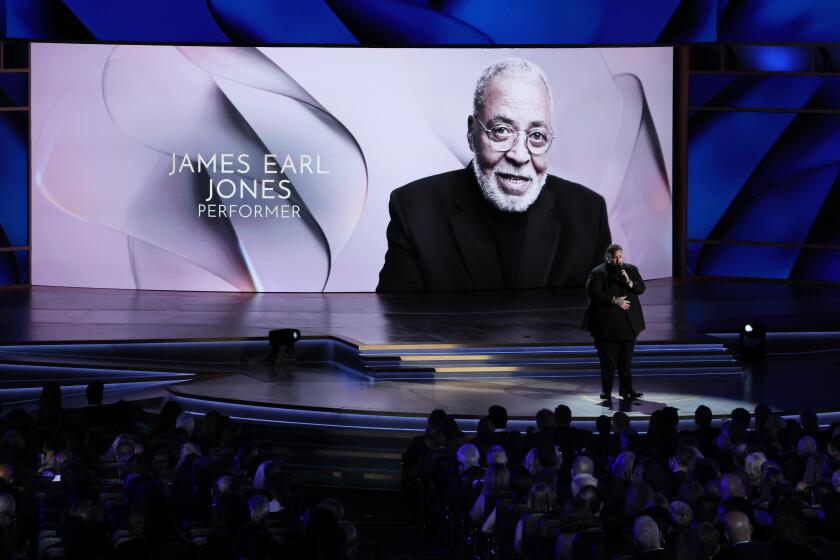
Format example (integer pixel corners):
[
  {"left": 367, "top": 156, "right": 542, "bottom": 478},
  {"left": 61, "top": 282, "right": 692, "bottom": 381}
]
[
  {"left": 793, "top": 249, "right": 840, "bottom": 282},
  {"left": 691, "top": 76, "right": 840, "bottom": 111},
  {"left": 3, "top": 1, "right": 840, "bottom": 43},
  {"left": 205, "top": 0, "right": 356, "bottom": 44},
  {"left": 0, "top": 0, "right": 720, "bottom": 44},
  {"left": 0, "top": 250, "right": 28, "bottom": 284},
  {"left": 689, "top": 243, "right": 801, "bottom": 280},
  {"left": 719, "top": 0, "right": 840, "bottom": 42},
  {"left": 687, "top": 111, "right": 797, "bottom": 241},
  {"left": 0, "top": 111, "right": 27, "bottom": 249},
  {"left": 729, "top": 46, "right": 813, "bottom": 72},
  {"left": 0, "top": 73, "right": 27, "bottom": 107},
  {"left": 61, "top": 0, "right": 229, "bottom": 42}
]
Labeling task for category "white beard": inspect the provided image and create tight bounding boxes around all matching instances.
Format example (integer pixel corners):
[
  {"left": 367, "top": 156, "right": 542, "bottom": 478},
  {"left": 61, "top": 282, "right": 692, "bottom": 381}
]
[{"left": 472, "top": 159, "right": 547, "bottom": 213}]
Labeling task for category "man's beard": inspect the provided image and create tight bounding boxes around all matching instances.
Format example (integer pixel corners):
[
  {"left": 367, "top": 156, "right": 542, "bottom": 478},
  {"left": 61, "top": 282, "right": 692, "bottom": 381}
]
[{"left": 472, "top": 159, "right": 547, "bottom": 213}]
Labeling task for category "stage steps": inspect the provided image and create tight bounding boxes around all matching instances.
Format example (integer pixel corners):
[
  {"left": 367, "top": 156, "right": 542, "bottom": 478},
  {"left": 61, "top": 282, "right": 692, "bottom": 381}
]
[
  {"left": 355, "top": 342, "right": 743, "bottom": 380},
  {"left": 0, "top": 339, "right": 744, "bottom": 408}
]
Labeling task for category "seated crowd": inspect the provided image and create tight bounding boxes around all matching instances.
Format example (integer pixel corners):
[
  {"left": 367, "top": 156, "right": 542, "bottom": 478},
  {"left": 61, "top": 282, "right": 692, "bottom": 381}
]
[
  {"left": 4, "top": 381, "right": 840, "bottom": 560},
  {"left": 403, "top": 404, "right": 840, "bottom": 559},
  {"left": 0, "top": 382, "right": 361, "bottom": 560}
]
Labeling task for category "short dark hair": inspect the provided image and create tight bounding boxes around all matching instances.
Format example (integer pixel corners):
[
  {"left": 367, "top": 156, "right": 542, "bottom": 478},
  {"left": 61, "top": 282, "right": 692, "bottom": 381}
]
[
  {"left": 596, "top": 415, "right": 611, "bottom": 434},
  {"left": 731, "top": 407, "right": 751, "bottom": 428},
  {"left": 427, "top": 409, "right": 448, "bottom": 428},
  {"left": 488, "top": 405, "right": 508, "bottom": 430},
  {"left": 536, "top": 409, "right": 554, "bottom": 431},
  {"left": 537, "top": 443, "right": 558, "bottom": 468},
  {"left": 554, "top": 404, "right": 572, "bottom": 426},
  {"left": 605, "top": 244, "right": 623, "bottom": 257},
  {"left": 694, "top": 405, "right": 712, "bottom": 427},
  {"left": 86, "top": 381, "right": 104, "bottom": 405}
]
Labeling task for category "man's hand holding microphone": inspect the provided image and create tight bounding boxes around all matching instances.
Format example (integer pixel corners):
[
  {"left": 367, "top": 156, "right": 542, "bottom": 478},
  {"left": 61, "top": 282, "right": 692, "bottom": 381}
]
[
  {"left": 613, "top": 267, "right": 632, "bottom": 310},
  {"left": 620, "top": 267, "right": 634, "bottom": 288}
]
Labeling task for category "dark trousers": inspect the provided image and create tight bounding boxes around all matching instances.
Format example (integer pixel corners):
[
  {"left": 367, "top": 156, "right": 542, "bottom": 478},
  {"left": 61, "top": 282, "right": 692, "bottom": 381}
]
[{"left": 595, "top": 339, "right": 636, "bottom": 395}]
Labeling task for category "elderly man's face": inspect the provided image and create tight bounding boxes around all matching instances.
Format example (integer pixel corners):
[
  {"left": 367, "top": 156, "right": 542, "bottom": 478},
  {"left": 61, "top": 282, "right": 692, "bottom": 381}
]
[{"left": 469, "top": 73, "right": 551, "bottom": 212}]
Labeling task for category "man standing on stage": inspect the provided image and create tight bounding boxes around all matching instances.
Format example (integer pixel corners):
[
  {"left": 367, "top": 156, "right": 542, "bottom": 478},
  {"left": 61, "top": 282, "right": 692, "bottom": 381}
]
[{"left": 582, "top": 244, "right": 646, "bottom": 401}]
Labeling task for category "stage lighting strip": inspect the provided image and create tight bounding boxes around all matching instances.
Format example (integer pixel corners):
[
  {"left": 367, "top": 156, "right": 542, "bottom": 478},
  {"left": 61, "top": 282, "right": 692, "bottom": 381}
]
[
  {"left": 395, "top": 351, "right": 731, "bottom": 362},
  {"left": 359, "top": 343, "right": 729, "bottom": 356},
  {"left": 430, "top": 363, "right": 742, "bottom": 373},
  {"left": 0, "top": 380, "right": 188, "bottom": 406},
  {"left": 0, "top": 362, "right": 197, "bottom": 379},
  {"left": 171, "top": 393, "right": 840, "bottom": 433},
  {"left": 393, "top": 357, "right": 736, "bottom": 366},
  {"left": 372, "top": 371, "right": 745, "bottom": 381},
  {"left": 0, "top": 340, "right": 268, "bottom": 366}
]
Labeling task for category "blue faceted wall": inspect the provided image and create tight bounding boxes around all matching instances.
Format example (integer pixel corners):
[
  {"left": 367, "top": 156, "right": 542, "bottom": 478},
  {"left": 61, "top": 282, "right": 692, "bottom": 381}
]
[
  {"left": 2, "top": 0, "right": 839, "bottom": 45},
  {"left": 2, "top": 1, "right": 840, "bottom": 285},
  {"left": 0, "top": 41, "right": 29, "bottom": 286},
  {"left": 687, "top": 45, "right": 840, "bottom": 281}
]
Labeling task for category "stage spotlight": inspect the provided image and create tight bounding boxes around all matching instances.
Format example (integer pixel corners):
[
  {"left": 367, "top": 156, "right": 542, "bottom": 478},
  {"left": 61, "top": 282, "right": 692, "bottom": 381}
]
[
  {"left": 738, "top": 322, "right": 766, "bottom": 361},
  {"left": 268, "top": 328, "right": 301, "bottom": 363}
]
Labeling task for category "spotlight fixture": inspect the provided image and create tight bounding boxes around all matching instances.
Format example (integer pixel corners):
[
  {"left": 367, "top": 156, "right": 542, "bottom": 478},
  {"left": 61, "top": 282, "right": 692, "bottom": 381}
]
[
  {"left": 268, "top": 328, "right": 301, "bottom": 363},
  {"left": 738, "top": 322, "right": 766, "bottom": 361}
]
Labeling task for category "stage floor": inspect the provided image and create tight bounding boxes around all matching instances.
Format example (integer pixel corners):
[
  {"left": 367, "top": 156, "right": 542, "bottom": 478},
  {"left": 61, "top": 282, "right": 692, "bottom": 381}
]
[
  {"left": 1, "top": 279, "right": 839, "bottom": 422},
  {"left": 169, "top": 366, "right": 758, "bottom": 421},
  {"left": 3, "top": 278, "right": 840, "bottom": 344}
]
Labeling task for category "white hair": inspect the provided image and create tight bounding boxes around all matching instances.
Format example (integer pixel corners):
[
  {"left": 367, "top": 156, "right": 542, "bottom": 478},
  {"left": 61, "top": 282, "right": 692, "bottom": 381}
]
[
  {"left": 612, "top": 451, "right": 636, "bottom": 481},
  {"left": 248, "top": 494, "right": 270, "bottom": 523},
  {"left": 632, "top": 515, "right": 661, "bottom": 550},
  {"left": 572, "top": 455, "right": 595, "bottom": 477},
  {"left": 110, "top": 434, "right": 134, "bottom": 460},
  {"left": 798, "top": 436, "right": 817, "bottom": 456},
  {"left": 487, "top": 445, "right": 508, "bottom": 466},
  {"left": 175, "top": 412, "right": 195, "bottom": 435},
  {"left": 178, "top": 442, "right": 201, "bottom": 466},
  {"left": 522, "top": 448, "right": 540, "bottom": 475},
  {"left": 0, "top": 493, "right": 15, "bottom": 515},
  {"left": 473, "top": 58, "right": 553, "bottom": 116},
  {"left": 254, "top": 460, "right": 274, "bottom": 490},
  {"left": 215, "top": 475, "right": 235, "bottom": 495},
  {"left": 457, "top": 444, "right": 480, "bottom": 470},
  {"left": 669, "top": 500, "right": 693, "bottom": 529},
  {"left": 744, "top": 452, "right": 767, "bottom": 486},
  {"left": 571, "top": 473, "right": 598, "bottom": 498}
]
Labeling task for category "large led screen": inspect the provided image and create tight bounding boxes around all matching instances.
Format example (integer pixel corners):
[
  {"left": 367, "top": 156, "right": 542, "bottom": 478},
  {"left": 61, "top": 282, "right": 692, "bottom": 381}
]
[{"left": 31, "top": 44, "right": 673, "bottom": 292}]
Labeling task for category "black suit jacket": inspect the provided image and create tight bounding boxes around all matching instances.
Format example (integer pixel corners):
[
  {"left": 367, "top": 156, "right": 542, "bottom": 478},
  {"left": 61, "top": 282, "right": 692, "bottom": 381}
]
[
  {"left": 376, "top": 166, "right": 611, "bottom": 291},
  {"left": 715, "top": 540, "right": 767, "bottom": 560},
  {"left": 581, "top": 262, "right": 646, "bottom": 341}
]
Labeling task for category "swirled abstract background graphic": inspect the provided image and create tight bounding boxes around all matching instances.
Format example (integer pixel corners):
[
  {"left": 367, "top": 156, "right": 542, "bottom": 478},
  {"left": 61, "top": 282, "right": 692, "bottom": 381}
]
[{"left": 30, "top": 44, "right": 672, "bottom": 291}]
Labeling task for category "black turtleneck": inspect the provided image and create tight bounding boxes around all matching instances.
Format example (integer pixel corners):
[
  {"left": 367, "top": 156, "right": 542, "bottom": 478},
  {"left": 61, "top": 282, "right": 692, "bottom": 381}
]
[{"left": 481, "top": 201, "right": 530, "bottom": 288}]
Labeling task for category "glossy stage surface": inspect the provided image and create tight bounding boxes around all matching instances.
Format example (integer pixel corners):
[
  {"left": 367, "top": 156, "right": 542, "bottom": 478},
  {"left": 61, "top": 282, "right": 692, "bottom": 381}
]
[
  {"left": 1, "top": 279, "right": 839, "bottom": 424},
  {"left": 4, "top": 278, "right": 840, "bottom": 344}
]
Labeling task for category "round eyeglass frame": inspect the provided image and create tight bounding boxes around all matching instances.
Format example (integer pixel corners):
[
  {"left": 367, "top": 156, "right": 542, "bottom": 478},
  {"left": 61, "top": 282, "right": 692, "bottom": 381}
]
[{"left": 473, "top": 115, "right": 555, "bottom": 155}]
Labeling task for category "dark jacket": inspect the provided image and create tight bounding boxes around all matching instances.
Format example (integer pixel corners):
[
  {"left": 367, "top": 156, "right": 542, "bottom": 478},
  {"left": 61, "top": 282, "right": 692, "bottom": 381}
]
[
  {"left": 377, "top": 166, "right": 611, "bottom": 291},
  {"left": 582, "top": 262, "right": 646, "bottom": 341}
]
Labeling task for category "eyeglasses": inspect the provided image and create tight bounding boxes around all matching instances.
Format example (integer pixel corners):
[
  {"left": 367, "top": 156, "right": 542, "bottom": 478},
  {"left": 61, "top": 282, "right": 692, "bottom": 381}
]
[{"left": 473, "top": 116, "right": 554, "bottom": 155}]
